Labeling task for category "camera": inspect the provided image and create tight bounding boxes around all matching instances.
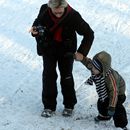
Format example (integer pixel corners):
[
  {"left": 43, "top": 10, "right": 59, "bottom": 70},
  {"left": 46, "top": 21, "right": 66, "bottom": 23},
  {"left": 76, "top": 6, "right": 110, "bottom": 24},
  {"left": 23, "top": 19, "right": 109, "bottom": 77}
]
[
  {"left": 34, "top": 25, "right": 50, "bottom": 47},
  {"left": 34, "top": 25, "right": 45, "bottom": 37}
]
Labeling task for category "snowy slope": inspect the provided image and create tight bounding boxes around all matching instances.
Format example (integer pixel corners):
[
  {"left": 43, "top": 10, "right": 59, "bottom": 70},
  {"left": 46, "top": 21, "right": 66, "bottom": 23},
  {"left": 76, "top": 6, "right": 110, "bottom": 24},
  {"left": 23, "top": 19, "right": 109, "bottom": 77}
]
[{"left": 0, "top": 0, "right": 130, "bottom": 130}]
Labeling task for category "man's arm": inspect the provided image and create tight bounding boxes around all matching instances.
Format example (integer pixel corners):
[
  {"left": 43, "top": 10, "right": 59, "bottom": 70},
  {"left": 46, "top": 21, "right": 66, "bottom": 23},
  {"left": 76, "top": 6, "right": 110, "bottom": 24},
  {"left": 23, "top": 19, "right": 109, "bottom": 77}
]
[{"left": 74, "top": 12, "right": 94, "bottom": 56}]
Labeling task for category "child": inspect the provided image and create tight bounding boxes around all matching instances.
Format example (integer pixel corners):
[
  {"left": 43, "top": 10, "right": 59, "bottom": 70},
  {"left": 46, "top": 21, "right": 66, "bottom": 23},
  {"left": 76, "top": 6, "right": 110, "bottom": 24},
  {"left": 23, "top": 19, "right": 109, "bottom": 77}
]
[{"left": 74, "top": 51, "right": 128, "bottom": 130}]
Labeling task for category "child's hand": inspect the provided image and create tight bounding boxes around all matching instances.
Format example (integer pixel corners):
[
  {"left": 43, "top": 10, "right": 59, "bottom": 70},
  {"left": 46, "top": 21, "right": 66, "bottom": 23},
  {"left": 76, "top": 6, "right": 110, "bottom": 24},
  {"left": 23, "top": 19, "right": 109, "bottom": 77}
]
[
  {"left": 108, "top": 107, "right": 115, "bottom": 117},
  {"left": 74, "top": 52, "right": 83, "bottom": 61},
  {"left": 85, "top": 79, "right": 93, "bottom": 85}
]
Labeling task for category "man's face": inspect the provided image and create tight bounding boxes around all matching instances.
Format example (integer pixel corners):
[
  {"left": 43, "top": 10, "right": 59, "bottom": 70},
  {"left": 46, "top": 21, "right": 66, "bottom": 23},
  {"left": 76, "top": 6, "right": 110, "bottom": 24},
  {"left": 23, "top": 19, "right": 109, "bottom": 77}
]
[{"left": 51, "top": 7, "right": 65, "bottom": 18}]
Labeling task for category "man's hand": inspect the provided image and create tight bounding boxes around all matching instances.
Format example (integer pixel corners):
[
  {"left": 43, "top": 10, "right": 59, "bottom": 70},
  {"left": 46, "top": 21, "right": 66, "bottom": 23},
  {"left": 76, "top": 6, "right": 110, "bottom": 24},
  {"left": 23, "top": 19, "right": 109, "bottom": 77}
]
[
  {"left": 74, "top": 52, "right": 83, "bottom": 61},
  {"left": 28, "top": 26, "right": 38, "bottom": 36}
]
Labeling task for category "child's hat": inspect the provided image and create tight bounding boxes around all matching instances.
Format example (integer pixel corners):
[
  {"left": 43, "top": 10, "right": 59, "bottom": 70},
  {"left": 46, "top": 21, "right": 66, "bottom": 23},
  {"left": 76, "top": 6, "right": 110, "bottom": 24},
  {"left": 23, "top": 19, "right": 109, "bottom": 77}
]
[{"left": 92, "top": 59, "right": 103, "bottom": 72}]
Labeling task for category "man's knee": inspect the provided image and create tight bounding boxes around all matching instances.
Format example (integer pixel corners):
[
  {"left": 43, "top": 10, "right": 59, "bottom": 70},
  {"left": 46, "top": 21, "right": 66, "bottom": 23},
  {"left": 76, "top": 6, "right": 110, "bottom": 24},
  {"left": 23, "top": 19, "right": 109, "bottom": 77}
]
[{"left": 61, "top": 75, "right": 74, "bottom": 87}]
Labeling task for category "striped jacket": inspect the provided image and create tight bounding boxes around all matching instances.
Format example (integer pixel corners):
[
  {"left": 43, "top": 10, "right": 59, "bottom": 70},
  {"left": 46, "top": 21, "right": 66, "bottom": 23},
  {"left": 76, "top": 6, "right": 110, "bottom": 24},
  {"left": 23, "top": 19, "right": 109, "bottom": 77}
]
[{"left": 81, "top": 51, "right": 126, "bottom": 108}]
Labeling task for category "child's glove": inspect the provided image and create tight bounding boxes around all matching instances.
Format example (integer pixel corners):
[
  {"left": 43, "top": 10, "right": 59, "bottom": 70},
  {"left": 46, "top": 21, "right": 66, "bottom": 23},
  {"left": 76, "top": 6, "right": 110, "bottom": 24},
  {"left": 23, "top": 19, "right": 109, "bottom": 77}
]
[
  {"left": 85, "top": 79, "right": 93, "bottom": 85},
  {"left": 85, "top": 77, "right": 93, "bottom": 85},
  {"left": 108, "top": 107, "right": 115, "bottom": 117}
]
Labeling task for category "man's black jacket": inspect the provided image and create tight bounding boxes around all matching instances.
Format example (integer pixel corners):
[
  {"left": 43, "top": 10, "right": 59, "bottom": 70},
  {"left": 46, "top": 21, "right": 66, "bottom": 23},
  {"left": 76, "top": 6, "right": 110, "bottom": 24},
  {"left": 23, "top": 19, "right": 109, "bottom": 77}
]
[{"left": 32, "top": 4, "right": 94, "bottom": 56}]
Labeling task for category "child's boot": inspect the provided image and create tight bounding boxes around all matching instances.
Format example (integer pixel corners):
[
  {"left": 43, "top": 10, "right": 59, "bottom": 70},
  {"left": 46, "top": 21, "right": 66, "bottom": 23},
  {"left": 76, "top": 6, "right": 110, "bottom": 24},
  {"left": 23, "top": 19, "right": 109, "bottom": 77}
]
[{"left": 94, "top": 115, "right": 111, "bottom": 122}]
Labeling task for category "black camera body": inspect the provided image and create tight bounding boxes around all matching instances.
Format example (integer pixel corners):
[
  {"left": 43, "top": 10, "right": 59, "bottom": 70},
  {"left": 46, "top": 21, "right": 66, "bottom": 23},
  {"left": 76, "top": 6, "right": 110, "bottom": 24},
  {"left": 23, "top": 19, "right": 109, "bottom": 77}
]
[
  {"left": 35, "top": 25, "right": 45, "bottom": 37},
  {"left": 34, "top": 25, "right": 51, "bottom": 50}
]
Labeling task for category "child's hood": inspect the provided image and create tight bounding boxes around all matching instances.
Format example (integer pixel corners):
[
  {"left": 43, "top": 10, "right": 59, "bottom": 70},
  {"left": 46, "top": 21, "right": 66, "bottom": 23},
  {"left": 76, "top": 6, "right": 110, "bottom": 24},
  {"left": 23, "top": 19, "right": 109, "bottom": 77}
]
[{"left": 93, "top": 51, "right": 111, "bottom": 76}]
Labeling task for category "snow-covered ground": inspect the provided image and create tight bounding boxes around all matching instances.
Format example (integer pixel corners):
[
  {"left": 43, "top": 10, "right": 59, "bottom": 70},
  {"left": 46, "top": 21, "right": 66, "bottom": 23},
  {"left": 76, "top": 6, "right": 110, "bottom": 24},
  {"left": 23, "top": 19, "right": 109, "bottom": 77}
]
[{"left": 0, "top": 0, "right": 130, "bottom": 130}]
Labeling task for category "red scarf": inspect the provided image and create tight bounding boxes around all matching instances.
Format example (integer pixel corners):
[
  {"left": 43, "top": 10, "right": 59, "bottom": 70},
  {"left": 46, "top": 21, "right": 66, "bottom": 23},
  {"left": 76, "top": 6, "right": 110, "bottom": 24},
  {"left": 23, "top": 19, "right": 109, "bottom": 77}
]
[{"left": 49, "top": 6, "right": 72, "bottom": 42}]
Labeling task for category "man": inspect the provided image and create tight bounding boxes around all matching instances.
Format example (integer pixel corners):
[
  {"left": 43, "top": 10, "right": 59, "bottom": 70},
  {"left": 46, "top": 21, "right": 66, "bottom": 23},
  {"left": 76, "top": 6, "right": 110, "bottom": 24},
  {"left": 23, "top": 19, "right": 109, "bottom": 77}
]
[{"left": 29, "top": 0, "right": 94, "bottom": 117}]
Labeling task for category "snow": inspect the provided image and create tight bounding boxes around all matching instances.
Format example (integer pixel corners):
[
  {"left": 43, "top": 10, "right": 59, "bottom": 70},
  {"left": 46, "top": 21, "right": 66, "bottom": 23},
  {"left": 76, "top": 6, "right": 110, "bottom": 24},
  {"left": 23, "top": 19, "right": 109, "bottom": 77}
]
[{"left": 0, "top": 0, "right": 130, "bottom": 130}]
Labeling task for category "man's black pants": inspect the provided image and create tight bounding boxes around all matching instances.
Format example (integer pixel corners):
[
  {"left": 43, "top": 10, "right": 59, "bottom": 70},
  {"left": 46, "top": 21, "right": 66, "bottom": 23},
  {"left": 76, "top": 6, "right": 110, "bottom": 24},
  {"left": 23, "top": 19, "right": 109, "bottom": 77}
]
[{"left": 42, "top": 45, "right": 77, "bottom": 111}]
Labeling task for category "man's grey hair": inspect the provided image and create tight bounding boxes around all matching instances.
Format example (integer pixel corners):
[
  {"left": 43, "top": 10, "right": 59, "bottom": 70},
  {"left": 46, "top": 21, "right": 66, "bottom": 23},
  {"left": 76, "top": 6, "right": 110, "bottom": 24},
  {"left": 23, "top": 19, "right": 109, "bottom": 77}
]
[{"left": 48, "top": 0, "right": 68, "bottom": 8}]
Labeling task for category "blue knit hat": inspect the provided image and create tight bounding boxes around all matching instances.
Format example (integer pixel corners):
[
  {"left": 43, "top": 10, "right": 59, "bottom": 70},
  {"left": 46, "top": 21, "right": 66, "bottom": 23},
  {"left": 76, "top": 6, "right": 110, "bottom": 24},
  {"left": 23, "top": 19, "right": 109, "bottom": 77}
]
[{"left": 92, "top": 59, "right": 102, "bottom": 72}]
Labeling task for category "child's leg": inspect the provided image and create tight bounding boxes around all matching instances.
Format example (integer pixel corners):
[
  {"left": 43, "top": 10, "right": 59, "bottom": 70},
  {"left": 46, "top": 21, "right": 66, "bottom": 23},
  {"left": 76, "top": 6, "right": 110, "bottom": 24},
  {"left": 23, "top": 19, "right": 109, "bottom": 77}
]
[
  {"left": 97, "top": 98, "right": 109, "bottom": 116},
  {"left": 113, "top": 95, "right": 128, "bottom": 128},
  {"left": 95, "top": 98, "right": 111, "bottom": 121}
]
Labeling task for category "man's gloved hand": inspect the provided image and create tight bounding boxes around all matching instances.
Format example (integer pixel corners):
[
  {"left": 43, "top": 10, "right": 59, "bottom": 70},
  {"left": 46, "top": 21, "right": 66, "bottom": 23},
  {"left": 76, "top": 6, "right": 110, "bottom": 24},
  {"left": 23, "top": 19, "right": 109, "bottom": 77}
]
[{"left": 108, "top": 107, "right": 115, "bottom": 117}]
